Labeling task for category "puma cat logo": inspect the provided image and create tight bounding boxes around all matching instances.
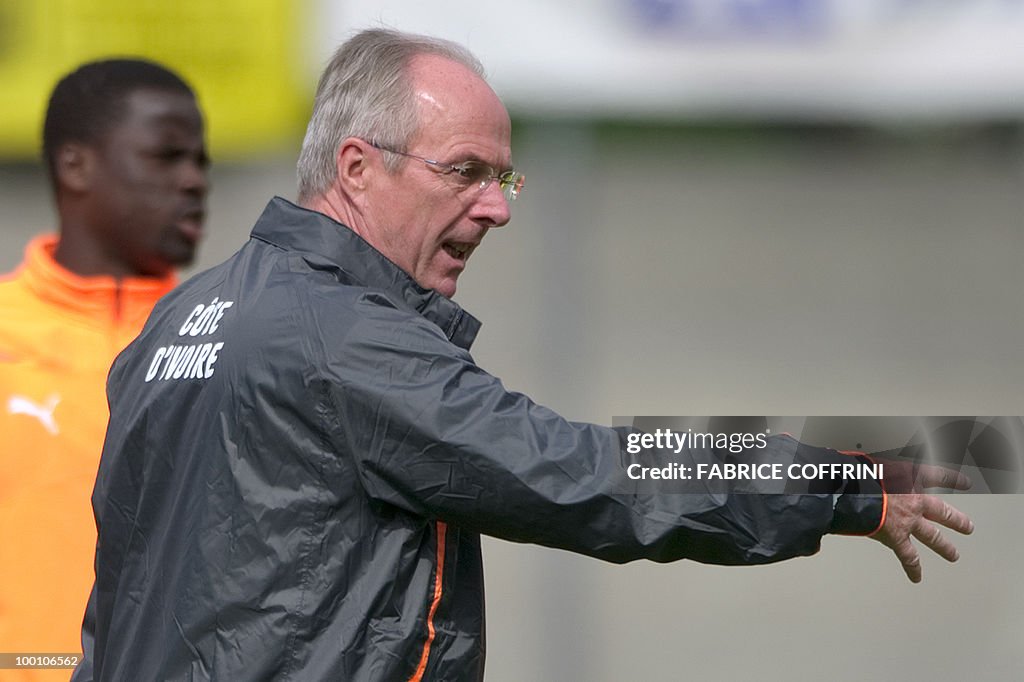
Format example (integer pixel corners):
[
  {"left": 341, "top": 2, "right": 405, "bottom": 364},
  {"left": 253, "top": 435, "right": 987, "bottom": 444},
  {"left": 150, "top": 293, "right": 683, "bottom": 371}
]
[{"left": 7, "top": 394, "right": 61, "bottom": 435}]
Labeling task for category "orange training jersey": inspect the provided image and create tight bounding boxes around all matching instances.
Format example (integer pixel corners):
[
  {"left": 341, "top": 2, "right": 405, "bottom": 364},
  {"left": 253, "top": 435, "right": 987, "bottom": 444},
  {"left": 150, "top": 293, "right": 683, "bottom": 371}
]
[{"left": 0, "top": 235, "right": 175, "bottom": 681}]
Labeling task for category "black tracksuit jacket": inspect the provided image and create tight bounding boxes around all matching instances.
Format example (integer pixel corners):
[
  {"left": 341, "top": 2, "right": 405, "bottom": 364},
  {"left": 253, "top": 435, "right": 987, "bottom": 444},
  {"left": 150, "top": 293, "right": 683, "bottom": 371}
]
[{"left": 74, "top": 197, "right": 883, "bottom": 681}]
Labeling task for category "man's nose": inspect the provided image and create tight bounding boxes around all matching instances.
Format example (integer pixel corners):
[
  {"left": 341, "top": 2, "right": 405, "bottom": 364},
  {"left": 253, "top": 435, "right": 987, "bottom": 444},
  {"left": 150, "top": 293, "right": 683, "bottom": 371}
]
[
  {"left": 472, "top": 179, "right": 512, "bottom": 228},
  {"left": 181, "top": 158, "right": 210, "bottom": 196}
]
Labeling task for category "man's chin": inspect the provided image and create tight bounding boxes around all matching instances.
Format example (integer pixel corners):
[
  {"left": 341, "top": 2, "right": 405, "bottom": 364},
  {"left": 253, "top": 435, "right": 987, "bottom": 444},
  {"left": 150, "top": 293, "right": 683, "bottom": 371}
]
[
  {"left": 413, "top": 267, "right": 460, "bottom": 298},
  {"left": 431, "top": 278, "right": 458, "bottom": 299},
  {"left": 141, "top": 249, "right": 194, "bottom": 277},
  {"left": 162, "top": 236, "right": 200, "bottom": 267}
]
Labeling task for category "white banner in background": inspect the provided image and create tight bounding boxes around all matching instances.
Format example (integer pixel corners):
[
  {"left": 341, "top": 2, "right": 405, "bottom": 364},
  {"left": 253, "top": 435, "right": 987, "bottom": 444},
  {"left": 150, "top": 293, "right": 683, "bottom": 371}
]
[{"left": 324, "top": 0, "right": 1024, "bottom": 121}]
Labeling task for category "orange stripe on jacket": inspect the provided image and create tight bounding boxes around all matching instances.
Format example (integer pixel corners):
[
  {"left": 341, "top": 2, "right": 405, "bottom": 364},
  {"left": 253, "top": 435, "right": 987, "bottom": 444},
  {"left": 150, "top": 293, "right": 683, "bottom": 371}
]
[{"left": 408, "top": 521, "right": 447, "bottom": 682}]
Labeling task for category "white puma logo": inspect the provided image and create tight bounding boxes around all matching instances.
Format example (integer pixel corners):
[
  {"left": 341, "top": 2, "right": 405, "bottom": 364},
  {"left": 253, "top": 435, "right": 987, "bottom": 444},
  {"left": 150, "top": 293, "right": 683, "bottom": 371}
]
[{"left": 7, "top": 394, "right": 61, "bottom": 435}]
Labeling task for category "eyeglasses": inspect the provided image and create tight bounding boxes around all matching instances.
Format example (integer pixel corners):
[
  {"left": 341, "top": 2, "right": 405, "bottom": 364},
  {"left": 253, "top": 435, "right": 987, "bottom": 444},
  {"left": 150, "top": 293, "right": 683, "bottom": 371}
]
[{"left": 370, "top": 141, "right": 525, "bottom": 201}]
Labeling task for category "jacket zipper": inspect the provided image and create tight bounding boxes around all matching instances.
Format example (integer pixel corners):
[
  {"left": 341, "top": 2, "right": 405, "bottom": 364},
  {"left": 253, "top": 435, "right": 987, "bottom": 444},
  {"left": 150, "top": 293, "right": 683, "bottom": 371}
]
[{"left": 408, "top": 521, "right": 447, "bottom": 682}]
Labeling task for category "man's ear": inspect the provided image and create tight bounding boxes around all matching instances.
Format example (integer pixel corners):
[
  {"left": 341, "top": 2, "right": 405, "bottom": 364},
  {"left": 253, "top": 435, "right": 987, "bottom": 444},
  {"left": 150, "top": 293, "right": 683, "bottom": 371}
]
[
  {"left": 53, "top": 143, "right": 95, "bottom": 194},
  {"left": 335, "top": 137, "right": 375, "bottom": 196}
]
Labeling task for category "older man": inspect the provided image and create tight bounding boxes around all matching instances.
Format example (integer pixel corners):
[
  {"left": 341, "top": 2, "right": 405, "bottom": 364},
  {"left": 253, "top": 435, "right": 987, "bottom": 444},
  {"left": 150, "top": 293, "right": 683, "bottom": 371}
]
[{"left": 75, "top": 30, "right": 971, "bottom": 681}]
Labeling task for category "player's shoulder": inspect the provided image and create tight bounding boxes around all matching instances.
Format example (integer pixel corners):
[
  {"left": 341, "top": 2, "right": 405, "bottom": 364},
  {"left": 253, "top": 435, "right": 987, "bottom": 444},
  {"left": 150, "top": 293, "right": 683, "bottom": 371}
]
[
  {"left": 0, "top": 272, "right": 49, "bottom": 344},
  {"left": 0, "top": 266, "right": 27, "bottom": 300}
]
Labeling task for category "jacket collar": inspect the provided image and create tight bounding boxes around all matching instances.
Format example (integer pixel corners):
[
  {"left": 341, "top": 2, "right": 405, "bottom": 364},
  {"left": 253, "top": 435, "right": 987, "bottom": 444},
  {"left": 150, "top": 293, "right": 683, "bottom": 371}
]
[
  {"left": 250, "top": 197, "right": 481, "bottom": 350},
  {"left": 17, "top": 234, "right": 177, "bottom": 321}
]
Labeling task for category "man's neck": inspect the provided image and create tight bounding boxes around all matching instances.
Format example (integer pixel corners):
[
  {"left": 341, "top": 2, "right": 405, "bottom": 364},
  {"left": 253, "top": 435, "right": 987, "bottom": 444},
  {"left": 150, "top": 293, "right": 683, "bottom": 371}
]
[
  {"left": 51, "top": 228, "right": 163, "bottom": 279},
  {"left": 301, "top": 189, "right": 370, "bottom": 242}
]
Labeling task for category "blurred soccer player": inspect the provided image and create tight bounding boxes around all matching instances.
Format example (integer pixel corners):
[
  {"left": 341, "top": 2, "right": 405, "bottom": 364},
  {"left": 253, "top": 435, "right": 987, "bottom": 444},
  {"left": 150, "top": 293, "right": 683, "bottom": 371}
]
[{"left": 0, "top": 58, "right": 208, "bottom": 680}]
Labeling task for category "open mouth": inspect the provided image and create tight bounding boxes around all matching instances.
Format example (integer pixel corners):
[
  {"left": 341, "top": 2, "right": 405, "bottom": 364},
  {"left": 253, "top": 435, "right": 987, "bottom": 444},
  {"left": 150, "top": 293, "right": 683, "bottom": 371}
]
[{"left": 442, "top": 242, "right": 471, "bottom": 261}]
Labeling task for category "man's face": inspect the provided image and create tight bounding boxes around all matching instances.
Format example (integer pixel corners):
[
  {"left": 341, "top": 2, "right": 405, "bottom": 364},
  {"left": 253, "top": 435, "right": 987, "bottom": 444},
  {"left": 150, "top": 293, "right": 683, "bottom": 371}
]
[
  {"left": 363, "top": 55, "right": 513, "bottom": 298},
  {"left": 86, "top": 88, "right": 209, "bottom": 277}
]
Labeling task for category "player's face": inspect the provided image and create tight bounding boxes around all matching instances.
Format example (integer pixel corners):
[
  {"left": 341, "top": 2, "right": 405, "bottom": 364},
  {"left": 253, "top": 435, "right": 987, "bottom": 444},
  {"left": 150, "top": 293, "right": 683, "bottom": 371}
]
[
  {"left": 366, "top": 55, "right": 512, "bottom": 298},
  {"left": 88, "top": 88, "right": 209, "bottom": 277}
]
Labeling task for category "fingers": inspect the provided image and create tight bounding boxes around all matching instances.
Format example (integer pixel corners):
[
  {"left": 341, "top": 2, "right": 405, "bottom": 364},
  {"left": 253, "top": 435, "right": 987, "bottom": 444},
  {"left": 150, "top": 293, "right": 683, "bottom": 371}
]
[
  {"left": 875, "top": 460, "right": 972, "bottom": 493},
  {"left": 912, "top": 519, "right": 959, "bottom": 563},
  {"left": 914, "top": 464, "right": 972, "bottom": 491},
  {"left": 891, "top": 536, "right": 923, "bottom": 584},
  {"left": 875, "top": 493, "right": 975, "bottom": 582},
  {"left": 922, "top": 495, "right": 975, "bottom": 535},
  {"left": 905, "top": 497, "right": 974, "bottom": 575}
]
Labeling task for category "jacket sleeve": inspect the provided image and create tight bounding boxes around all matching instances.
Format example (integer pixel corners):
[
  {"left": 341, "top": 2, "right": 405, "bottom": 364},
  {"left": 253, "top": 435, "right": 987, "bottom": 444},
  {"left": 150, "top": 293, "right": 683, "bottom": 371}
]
[{"left": 321, "top": 297, "right": 884, "bottom": 566}]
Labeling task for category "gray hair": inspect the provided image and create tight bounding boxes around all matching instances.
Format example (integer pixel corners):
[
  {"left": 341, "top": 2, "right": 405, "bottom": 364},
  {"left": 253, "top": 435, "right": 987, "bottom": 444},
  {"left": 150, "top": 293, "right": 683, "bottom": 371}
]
[{"left": 296, "top": 28, "right": 485, "bottom": 202}]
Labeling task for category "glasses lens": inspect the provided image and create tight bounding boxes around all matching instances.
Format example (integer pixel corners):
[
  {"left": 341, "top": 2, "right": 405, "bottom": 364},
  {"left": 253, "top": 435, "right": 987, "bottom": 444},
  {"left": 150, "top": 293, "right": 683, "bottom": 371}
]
[
  {"left": 450, "top": 162, "right": 524, "bottom": 201},
  {"left": 500, "top": 172, "right": 525, "bottom": 201},
  {"left": 450, "top": 161, "right": 491, "bottom": 187}
]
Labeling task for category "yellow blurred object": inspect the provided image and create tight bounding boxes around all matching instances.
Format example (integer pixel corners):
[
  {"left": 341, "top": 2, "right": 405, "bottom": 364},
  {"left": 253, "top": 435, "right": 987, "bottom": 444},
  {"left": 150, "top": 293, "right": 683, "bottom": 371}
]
[{"left": 0, "top": 0, "right": 310, "bottom": 160}]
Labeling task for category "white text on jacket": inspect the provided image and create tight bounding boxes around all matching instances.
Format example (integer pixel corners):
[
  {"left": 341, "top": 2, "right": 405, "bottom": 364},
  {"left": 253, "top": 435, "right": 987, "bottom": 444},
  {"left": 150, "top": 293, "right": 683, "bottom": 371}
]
[{"left": 144, "top": 297, "right": 234, "bottom": 382}]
